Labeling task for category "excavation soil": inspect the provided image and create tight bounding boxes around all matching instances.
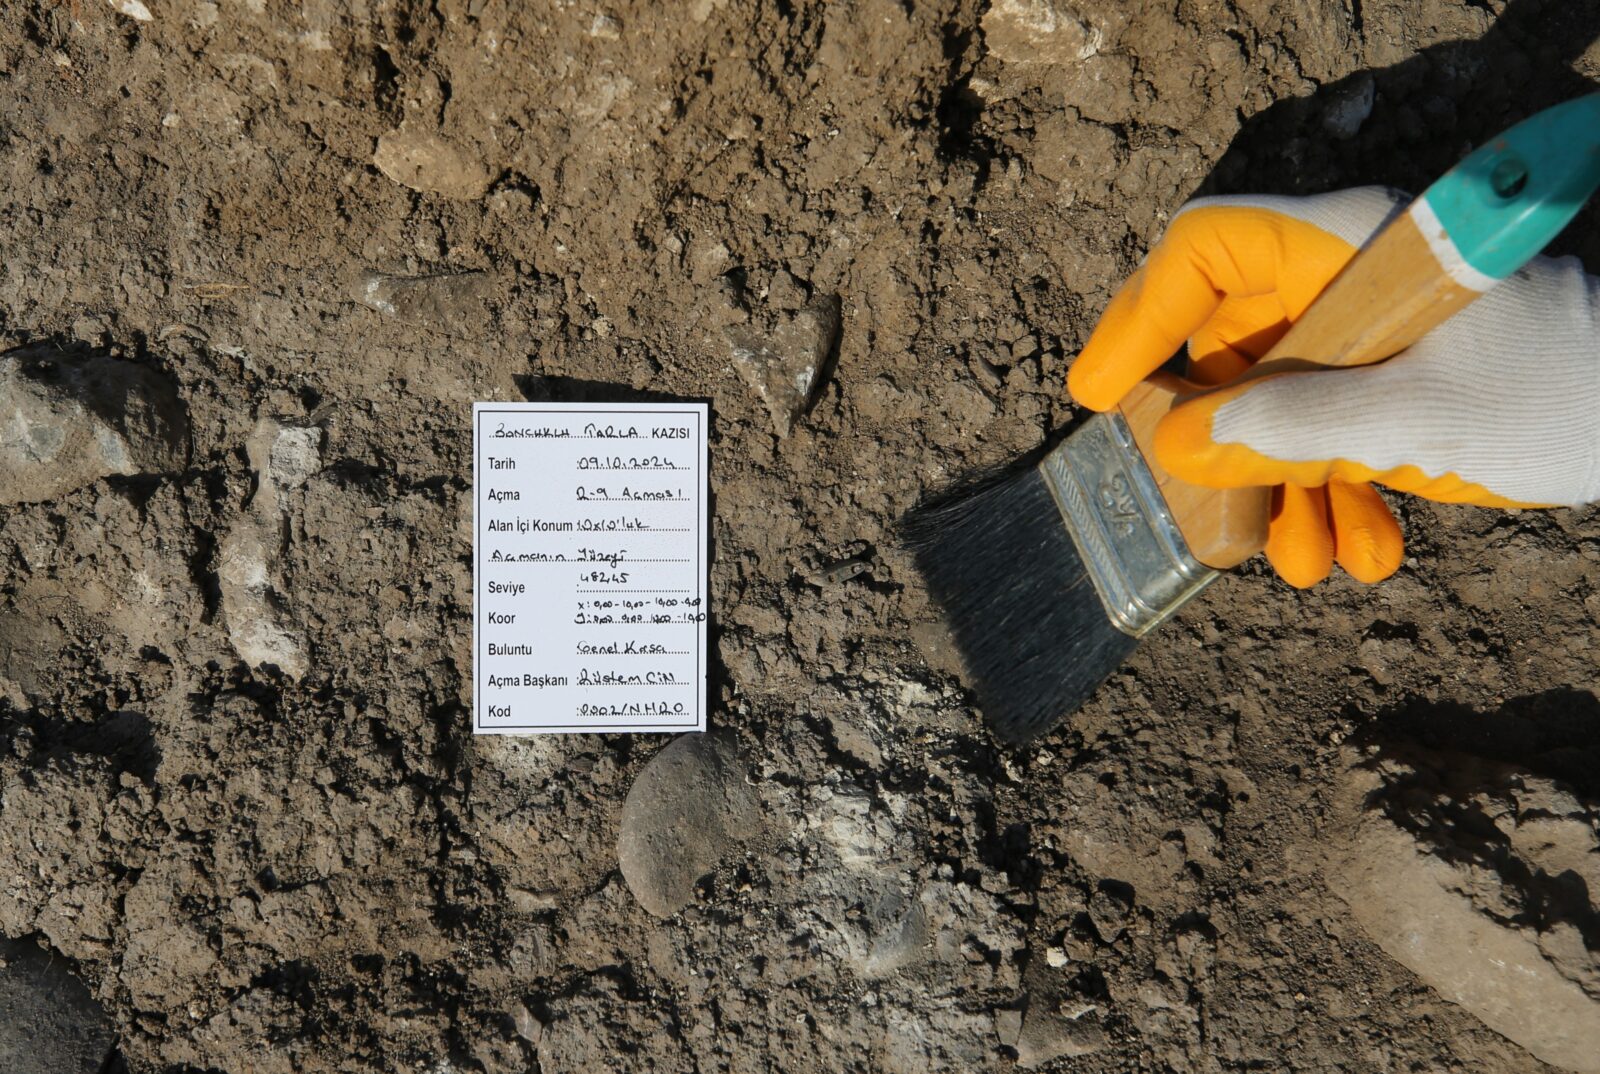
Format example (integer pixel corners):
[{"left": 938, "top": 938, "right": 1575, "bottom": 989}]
[{"left": 2, "top": 1, "right": 1599, "bottom": 1072}]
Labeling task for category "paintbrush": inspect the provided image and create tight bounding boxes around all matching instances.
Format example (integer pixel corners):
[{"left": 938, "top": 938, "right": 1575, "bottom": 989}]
[{"left": 904, "top": 94, "right": 1600, "bottom": 743}]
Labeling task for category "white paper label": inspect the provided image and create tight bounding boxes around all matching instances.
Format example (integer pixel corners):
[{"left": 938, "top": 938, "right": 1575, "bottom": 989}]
[{"left": 472, "top": 402, "right": 708, "bottom": 734}]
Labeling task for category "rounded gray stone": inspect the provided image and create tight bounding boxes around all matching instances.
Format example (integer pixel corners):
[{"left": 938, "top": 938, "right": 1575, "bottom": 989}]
[{"left": 617, "top": 732, "right": 757, "bottom": 918}]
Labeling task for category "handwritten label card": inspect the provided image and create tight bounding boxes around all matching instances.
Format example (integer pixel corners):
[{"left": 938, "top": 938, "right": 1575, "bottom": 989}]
[{"left": 473, "top": 402, "right": 708, "bottom": 734}]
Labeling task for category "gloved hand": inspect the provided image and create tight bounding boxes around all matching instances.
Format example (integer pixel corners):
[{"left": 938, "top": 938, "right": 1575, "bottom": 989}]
[{"left": 1067, "top": 187, "right": 1600, "bottom": 587}]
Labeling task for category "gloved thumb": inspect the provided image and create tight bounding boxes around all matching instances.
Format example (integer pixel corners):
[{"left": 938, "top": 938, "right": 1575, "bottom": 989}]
[
  {"left": 1153, "top": 252, "right": 1599, "bottom": 512},
  {"left": 1151, "top": 363, "right": 1411, "bottom": 493},
  {"left": 1156, "top": 366, "right": 1412, "bottom": 584}
]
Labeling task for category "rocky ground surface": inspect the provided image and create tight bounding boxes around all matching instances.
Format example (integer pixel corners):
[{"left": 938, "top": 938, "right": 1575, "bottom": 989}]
[{"left": 1, "top": 0, "right": 1599, "bottom": 1072}]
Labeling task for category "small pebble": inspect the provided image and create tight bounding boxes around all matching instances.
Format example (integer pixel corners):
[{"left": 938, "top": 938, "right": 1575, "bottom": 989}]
[
  {"left": 1088, "top": 887, "right": 1132, "bottom": 943},
  {"left": 1322, "top": 74, "right": 1375, "bottom": 139},
  {"left": 587, "top": 13, "right": 622, "bottom": 38},
  {"left": 727, "top": 295, "right": 841, "bottom": 437}
]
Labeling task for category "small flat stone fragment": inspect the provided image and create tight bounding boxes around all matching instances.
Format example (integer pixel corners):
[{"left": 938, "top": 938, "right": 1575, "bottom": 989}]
[
  {"left": 982, "top": 0, "right": 1102, "bottom": 66},
  {"left": 0, "top": 345, "right": 188, "bottom": 505},
  {"left": 1322, "top": 74, "right": 1376, "bottom": 139},
  {"left": 217, "top": 522, "right": 308, "bottom": 678},
  {"left": 994, "top": 1007, "right": 1023, "bottom": 1047},
  {"left": 617, "top": 732, "right": 757, "bottom": 918},
  {"left": 727, "top": 295, "right": 840, "bottom": 436},
  {"left": 1015, "top": 1005, "right": 1105, "bottom": 1067},
  {"left": 0, "top": 935, "right": 116, "bottom": 1074},
  {"left": 351, "top": 271, "right": 495, "bottom": 333},
  {"left": 373, "top": 123, "right": 493, "bottom": 200},
  {"left": 587, "top": 12, "right": 622, "bottom": 38},
  {"left": 106, "top": 0, "right": 152, "bottom": 20},
  {"left": 508, "top": 1000, "right": 543, "bottom": 1044},
  {"left": 218, "top": 418, "right": 322, "bottom": 678}
]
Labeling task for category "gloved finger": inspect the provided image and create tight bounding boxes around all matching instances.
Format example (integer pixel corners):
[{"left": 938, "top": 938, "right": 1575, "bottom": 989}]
[
  {"left": 1187, "top": 292, "right": 1293, "bottom": 378},
  {"left": 1068, "top": 206, "right": 1360, "bottom": 412},
  {"left": 1185, "top": 338, "right": 1252, "bottom": 389},
  {"left": 1152, "top": 371, "right": 1348, "bottom": 489},
  {"left": 1327, "top": 478, "right": 1404, "bottom": 583},
  {"left": 1186, "top": 294, "right": 1294, "bottom": 387},
  {"left": 1264, "top": 483, "right": 1334, "bottom": 589}
]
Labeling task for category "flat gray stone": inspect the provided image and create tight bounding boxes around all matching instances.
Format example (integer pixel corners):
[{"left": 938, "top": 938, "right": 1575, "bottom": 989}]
[
  {"left": 349, "top": 271, "right": 496, "bottom": 334},
  {"left": 1329, "top": 747, "right": 1600, "bottom": 1073},
  {"left": 217, "top": 417, "right": 322, "bottom": 678},
  {"left": 373, "top": 122, "right": 492, "bottom": 200},
  {"left": 982, "top": 0, "right": 1102, "bottom": 66},
  {"left": 617, "top": 732, "right": 757, "bottom": 918},
  {"left": 1322, "top": 74, "right": 1376, "bottom": 139},
  {"left": 1015, "top": 1005, "right": 1106, "bottom": 1067},
  {"left": 727, "top": 295, "right": 840, "bottom": 437},
  {"left": 0, "top": 935, "right": 115, "bottom": 1074},
  {"left": 0, "top": 345, "right": 188, "bottom": 505}
]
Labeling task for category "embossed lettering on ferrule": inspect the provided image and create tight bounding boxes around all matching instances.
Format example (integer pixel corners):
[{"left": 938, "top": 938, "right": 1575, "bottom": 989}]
[
  {"left": 1040, "top": 412, "right": 1216, "bottom": 638},
  {"left": 1097, "top": 473, "right": 1139, "bottom": 540}
]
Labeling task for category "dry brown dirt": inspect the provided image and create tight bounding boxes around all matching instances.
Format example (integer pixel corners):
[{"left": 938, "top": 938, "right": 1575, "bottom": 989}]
[{"left": 1, "top": 1, "right": 1599, "bottom": 1072}]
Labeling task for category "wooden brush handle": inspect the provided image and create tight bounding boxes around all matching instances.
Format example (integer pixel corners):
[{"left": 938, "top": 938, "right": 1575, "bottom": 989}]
[{"left": 1117, "top": 205, "right": 1485, "bottom": 569}]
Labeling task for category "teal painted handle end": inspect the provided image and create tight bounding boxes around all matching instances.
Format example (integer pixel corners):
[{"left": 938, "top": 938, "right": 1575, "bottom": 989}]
[{"left": 1421, "top": 93, "right": 1600, "bottom": 280}]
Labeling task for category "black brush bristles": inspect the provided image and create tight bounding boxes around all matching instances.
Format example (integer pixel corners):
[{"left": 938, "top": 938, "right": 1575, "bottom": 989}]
[{"left": 900, "top": 462, "right": 1138, "bottom": 744}]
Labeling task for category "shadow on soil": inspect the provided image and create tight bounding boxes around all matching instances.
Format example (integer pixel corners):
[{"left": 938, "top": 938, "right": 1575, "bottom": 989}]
[{"left": 1199, "top": 0, "right": 1600, "bottom": 263}]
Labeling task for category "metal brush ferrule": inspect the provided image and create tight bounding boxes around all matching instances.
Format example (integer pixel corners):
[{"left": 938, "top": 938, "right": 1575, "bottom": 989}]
[{"left": 1039, "top": 411, "right": 1216, "bottom": 638}]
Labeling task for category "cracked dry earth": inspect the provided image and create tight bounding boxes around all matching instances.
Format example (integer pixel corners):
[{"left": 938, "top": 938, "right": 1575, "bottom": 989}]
[{"left": 2, "top": 1, "right": 1600, "bottom": 1072}]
